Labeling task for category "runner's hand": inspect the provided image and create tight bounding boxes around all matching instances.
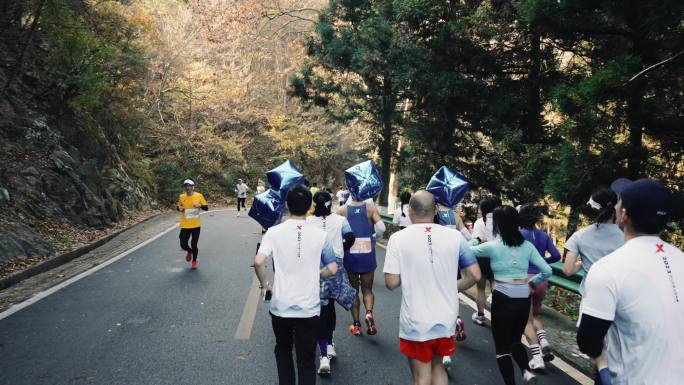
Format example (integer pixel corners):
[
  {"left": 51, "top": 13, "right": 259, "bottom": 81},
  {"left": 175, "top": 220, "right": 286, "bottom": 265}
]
[
  {"left": 177, "top": 206, "right": 185, "bottom": 212},
  {"left": 193, "top": 202, "right": 201, "bottom": 208}
]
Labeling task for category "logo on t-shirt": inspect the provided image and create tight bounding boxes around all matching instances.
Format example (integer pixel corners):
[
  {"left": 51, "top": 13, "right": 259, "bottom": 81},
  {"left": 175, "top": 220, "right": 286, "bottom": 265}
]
[
  {"left": 354, "top": 209, "right": 361, "bottom": 214},
  {"left": 425, "top": 226, "right": 433, "bottom": 263},
  {"left": 658, "top": 245, "right": 679, "bottom": 303},
  {"left": 296, "top": 225, "right": 303, "bottom": 258}
]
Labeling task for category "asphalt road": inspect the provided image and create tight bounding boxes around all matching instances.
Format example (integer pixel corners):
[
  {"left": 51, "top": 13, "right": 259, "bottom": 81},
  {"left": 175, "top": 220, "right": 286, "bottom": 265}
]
[{"left": 0, "top": 210, "right": 582, "bottom": 385}]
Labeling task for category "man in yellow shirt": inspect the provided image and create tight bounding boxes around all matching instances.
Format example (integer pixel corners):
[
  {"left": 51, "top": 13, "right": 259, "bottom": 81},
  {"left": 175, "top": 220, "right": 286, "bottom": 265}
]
[{"left": 177, "top": 179, "right": 208, "bottom": 270}]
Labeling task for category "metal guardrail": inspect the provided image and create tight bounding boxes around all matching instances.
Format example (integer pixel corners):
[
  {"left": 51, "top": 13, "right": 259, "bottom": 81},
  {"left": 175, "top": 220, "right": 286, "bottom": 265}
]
[{"left": 379, "top": 213, "right": 582, "bottom": 294}]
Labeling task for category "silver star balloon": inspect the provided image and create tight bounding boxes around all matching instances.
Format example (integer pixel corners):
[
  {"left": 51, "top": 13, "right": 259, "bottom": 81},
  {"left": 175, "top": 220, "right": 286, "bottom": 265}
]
[
  {"left": 345, "top": 160, "right": 382, "bottom": 201},
  {"left": 426, "top": 166, "right": 469, "bottom": 207}
]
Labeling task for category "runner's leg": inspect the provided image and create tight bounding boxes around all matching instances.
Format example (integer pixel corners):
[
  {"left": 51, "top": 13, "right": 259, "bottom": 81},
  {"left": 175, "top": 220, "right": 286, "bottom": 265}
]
[
  {"left": 179, "top": 229, "right": 191, "bottom": 253},
  {"left": 430, "top": 355, "right": 448, "bottom": 385},
  {"left": 360, "top": 271, "right": 375, "bottom": 313},
  {"left": 347, "top": 271, "right": 361, "bottom": 324},
  {"left": 491, "top": 291, "right": 517, "bottom": 385},
  {"left": 294, "top": 316, "right": 319, "bottom": 385},
  {"left": 408, "top": 357, "right": 433, "bottom": 385},
  {"left": 271, "top": 313, "right": 296, "bottom": 385},
  {"left": 190, "top": 227, "right": 200, "bottom": 261}
]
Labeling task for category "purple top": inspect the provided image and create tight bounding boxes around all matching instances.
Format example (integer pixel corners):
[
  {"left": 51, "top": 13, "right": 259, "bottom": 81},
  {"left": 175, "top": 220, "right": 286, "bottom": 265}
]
[{"left": 520, "top": 228, "right": 561, "bottom": 274}]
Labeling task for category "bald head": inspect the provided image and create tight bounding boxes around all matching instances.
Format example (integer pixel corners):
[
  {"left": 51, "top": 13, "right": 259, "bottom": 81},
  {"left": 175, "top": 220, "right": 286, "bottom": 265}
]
[{"left": 409, "top": 190, "right": 436, "bottom": 222}]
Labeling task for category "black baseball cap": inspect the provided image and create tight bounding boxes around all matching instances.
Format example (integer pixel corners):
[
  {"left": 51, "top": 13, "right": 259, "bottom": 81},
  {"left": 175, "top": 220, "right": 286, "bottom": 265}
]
[{"left": 610, "top": 178, "right": 673, "bottom": 232}]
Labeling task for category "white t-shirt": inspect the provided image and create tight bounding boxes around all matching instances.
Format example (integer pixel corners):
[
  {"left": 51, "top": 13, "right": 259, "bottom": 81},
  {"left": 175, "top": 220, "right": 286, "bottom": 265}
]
[
  {"left": 580, "top": 236, "right": 684, "bottom": 385},
  {"left": 472, "top": 214, "right": 494, "bottom": 241},
  {"left": 392, "top": 205, "right": 412, "bottom": 228},
  {"left": 236, "top": 183, "right": 248, "bottom": 198},
  {"left": 306, "top": 213, "right": 351, "bottom": 259},
  {"left": 383, "top": 223, "right": 477, "bottom": 341},
  {"left": 258, "top": 219, "right": 337, "bottom": 318}
]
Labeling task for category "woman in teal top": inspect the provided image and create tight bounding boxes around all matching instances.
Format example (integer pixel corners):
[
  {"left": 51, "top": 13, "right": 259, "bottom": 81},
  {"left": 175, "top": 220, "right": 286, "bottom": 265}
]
[{"left": 469, "top": 205, "right": 552, "bottom": 385}]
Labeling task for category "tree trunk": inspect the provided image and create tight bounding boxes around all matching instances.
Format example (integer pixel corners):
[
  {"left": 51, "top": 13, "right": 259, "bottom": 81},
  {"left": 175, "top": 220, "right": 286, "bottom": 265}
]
[
  {"left": 377, "top": 77, "right": 394, "bottom": 207},
  {"left": 3, "top": 0, "right": 46, "bottom": 91},
  {"left": 562, "top": 205, "right": 581, "bottom": 261},
  {"left": 524, "top": 30, "right": 543, "bottom": 143}
]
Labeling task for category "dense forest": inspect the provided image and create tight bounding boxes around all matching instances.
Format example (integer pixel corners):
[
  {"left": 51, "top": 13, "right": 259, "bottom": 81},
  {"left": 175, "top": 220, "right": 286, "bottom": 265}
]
[{"left": 0, "top": 0, "right": 682, "bottom": 261}]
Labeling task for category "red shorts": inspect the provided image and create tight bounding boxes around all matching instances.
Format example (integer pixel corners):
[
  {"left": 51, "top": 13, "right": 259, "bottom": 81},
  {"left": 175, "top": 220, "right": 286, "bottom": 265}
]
[{"left": 400, "top": 337, "right": 456, "bottom": 363}]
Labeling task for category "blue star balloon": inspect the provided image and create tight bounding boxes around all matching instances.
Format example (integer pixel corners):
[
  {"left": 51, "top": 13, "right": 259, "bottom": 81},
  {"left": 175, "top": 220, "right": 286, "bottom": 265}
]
[
  {"left": 248, "top": 189, "right": 285, "bottom": 229},
  {"left": 345, "top": 160, "right": 382, "bottom": 201},
  {"left": 266, "top": 160, "right": 305, "bottom": 201},
  {"left": 426, "top": 166, "right": 469, "bottom": 207}
]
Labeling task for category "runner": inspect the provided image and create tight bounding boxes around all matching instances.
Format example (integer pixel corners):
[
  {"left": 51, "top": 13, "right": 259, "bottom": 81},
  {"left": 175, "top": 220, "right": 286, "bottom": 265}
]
[
  {"left": 176, "top": 178, "right": 208, "bottom": 270},
  {"left": 306, "top": 191, "right": 356, "bottom": 376},
  {"left": 562, "top": 187, "right": 625, "bottom": 384},
  {"left": 436, "top": 203, "right": 472, "bottom": 241},
  {"left": 578, "top": 178, "right": 683, "bottom": 385},
  {"left": 562, "top": 188, "right": 624, "bottom": 292},
  {"left": 518, "top": 204, "right": 561, "bottom": 370},
  {"left": 336, "top": 186, "right": 350, "bottom": 207},
  {"left": 384, "top": 190, "right": 481, "bottom": 385},
  {"left": 256, "top": 179, "right": 266, "bottom": 195},
  {"left": 471, "top": 196, "right": 501, "bottom": 326},
  {"left": 235, "top": 179, "right": 249, "bottom": 217},
  {"left": 469, "top": 205, "right": 552, "bottom": 385},
  {"left": 337, "top": 191, "right": 385, "bottom": 336},
  {"left": 392, "top": 191, "right": 412, "bottom": 229},
  {"left": 253, "top": 184, "right": 338, "bottom": 385},
  {"left": 435, "top": 202, "right": 472, "bottom": 369}
]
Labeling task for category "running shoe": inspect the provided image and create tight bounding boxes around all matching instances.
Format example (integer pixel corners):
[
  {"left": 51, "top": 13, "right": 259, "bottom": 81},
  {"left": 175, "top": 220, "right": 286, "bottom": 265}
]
[
  {"left": 349, "top": 322, "right": 361, "bottom": 336},
  {"left": 365, "top": 313, "right": 378, "bottom": 335},
  {"left": 191, "top": 260, "right": 198, "bottom": 270},
  {"left": 327, "top": 344, "right": 337, "bottom": 359},
  {"left": 455, "top": 316, "right": 467, "bottom": 341},
  {"left": 542, "top": 353, "right": 555, "bottom": 362},
  {"left": 185, "top": 251, "right": 192, "bottom": 262},
  {"left": 523, "top": 370, "right": 538, "bottom": 385},
  {"left": 529, "top": 355, "right": 545, "bottom": 371},
  {"left": 236, "top": 213, "right": 241, "bottom": 217},
  {"left": 443, "top": 355, "right": 452, "bottom": 370},
  {"left": 317, "top": 356, "right": 331, "bottom": 376},
  {"left": 540, "top": 338, "right": 551, "bottom": 355},
  {"left": 471, "top": 312, "right": 486, "bottom": 326}
]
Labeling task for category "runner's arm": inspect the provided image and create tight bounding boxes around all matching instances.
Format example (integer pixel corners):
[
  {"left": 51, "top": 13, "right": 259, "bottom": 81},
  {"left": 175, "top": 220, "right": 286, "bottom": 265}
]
[
  {"left": 545, "top": 235, "right": 561, "bottom": 263},
  {"left": 458, "top": 263, "right": 481, "bottom": 291},
  {"left": 383, "top": 237, "right": 401, "bottom": 290},
  {"left": 197, "top": 194, "right": 209, "bottom": 211},
  {"left": 563, "top": 250, "right": 582, "bottom": 276},
  {"left": 320, "top": 242, "right": 338, "bottom": 278},
  {"left": 577, "top": 314, "right": 612, "bottom": 358},
  {"left": 384, "top": 273, "right": 401, "bottom": 290},
  {"left": 336, "top": 205, "right": 347, "bottom": 217},
  {"left": 528, "top": 247, "right": 552, "bottom": 286},
  {"left": 577, "top": 263, "right": 617, "bottom": 358},
  {"left": 458, "top": 235, "right": 480, "bottom": 290},
  {"left": 341, "top": 220, "right": 355, "bottom": 251},
  {"left": 253, "top": 252, "right": 271, "bottom": 291}
]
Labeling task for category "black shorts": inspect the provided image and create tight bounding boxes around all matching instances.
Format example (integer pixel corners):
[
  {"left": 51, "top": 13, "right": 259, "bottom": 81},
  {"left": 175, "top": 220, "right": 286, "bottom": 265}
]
[{"left": 476, "top": 257, "right": 494, "bottom": 281}]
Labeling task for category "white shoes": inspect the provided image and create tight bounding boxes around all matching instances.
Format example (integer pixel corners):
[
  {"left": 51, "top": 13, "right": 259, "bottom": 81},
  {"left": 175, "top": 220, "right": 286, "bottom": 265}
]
[
  {"left": 540, "top": 338, "right": 551, "bottom": 355},
  {"left": 317, "top": 355, "right": 331, "bottom": 375},
  {"left": 327, "top": 344, "right": 337, "bottom": 359},
  {"left": 523, "top": 369, "right": 538, "bottom": 384},
  {"left": 471, "top": 312, "right": 486, "bottom": 326},
  {"left": 236, "top": 212, "right": 241, "bottom": 217},
  {"left": 529, "top": 354, "right": 546, "bottom": 371},
  {"left": 443, "top": 355, "right": 452, "bottom": 370}
]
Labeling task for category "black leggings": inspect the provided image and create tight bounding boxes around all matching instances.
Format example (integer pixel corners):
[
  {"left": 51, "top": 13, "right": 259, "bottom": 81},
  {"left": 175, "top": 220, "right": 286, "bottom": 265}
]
[
  {"left": 237, "top": 197, "right": 246, "bottom": 211},
  {"left": 491, "top": 290, "right": 532, "bottom": 385},
  {"left": 179, "top": 227, "right": 200, "bottom": 261}
]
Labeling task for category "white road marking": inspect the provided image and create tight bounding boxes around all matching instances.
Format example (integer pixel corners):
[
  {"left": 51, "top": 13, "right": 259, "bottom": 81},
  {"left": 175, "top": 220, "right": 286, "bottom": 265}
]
[
  {"left": 234, "top": 275, "right": 262, "bottom": 340},
  {"left": 0, "top": 209, "right": 229, "bottom": 321},
  {"left": 375, "top": 241, "right": 592, "bottom": 385}
]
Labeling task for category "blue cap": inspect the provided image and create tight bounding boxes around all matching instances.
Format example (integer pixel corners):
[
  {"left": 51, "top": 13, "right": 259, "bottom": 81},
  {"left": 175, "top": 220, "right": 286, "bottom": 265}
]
[{"left": 610, "top": 178, "right": 673, "bottom": 226}]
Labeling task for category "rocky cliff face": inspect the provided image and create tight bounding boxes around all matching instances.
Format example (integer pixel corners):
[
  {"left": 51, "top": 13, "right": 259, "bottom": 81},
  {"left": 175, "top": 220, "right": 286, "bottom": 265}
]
[{"left": 0, "top": 101, "right": 156, "bottom": 262}]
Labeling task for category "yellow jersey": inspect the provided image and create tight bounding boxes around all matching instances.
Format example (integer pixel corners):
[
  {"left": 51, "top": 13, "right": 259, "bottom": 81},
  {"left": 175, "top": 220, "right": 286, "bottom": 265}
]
[{"left": 178, "top": 192, "right": 207, "bottom": 229}]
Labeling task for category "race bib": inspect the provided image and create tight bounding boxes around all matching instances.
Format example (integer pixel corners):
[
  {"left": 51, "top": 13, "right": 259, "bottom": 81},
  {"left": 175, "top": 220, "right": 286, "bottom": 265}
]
[
  {"left": 349, "top": 237, "right": 372, "bottom": 254},
  {"left": 185, "top": 208, "right": 200, "bottom": 219}
]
